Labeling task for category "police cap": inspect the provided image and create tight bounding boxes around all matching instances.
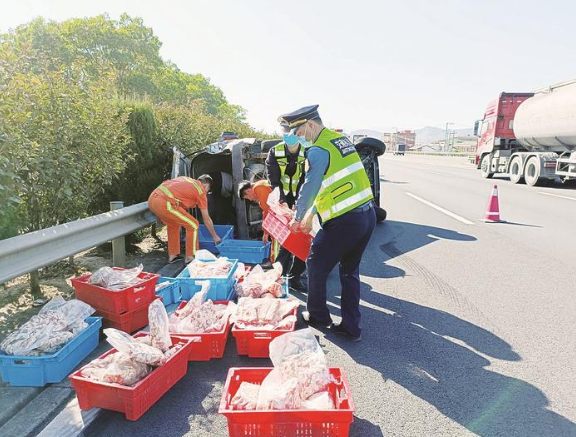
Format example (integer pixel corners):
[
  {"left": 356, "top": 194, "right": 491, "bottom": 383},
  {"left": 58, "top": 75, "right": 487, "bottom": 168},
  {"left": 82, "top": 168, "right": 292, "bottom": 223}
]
[{"left": 278, "top": 105, "right": 320, "bottom": 133}]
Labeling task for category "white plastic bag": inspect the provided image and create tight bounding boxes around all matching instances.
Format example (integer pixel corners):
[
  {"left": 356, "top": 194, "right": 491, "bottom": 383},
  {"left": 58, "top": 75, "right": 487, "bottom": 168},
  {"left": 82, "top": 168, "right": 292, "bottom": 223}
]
[
  {"left": 194, "top": 249, "right": 217, "bottom": 261},
  {"left": 267, "top": 329, "right": 334, "bottom": 406},
  {"left": 177, "top": 281, "right": 211, "bottom": 319},
  {"left": 81, "top": 352, "right": 151, "bottom": 386},
  {"left": 231, "top": 382, "right": 261, "bottom": 410},
  {"left": 302, "top": 391, "right": 334, "bottom": 410},
  {"left": 104, "top": 328, "right": 166, "bottom": 366},
  {"left": 0, "top": 297, "right": 94, "bottom": 356},
  {"left": 256, "top": 369, "right": 301, "bottom": 410},
  {"left": 148, "top": 299, "right": 172, "bottom": 352},
  {"left": 88, "top": 264, "right": 144, "bottom": 290},
  {"left": 266, "top": 188, "right": 295, "bottom": 218}
]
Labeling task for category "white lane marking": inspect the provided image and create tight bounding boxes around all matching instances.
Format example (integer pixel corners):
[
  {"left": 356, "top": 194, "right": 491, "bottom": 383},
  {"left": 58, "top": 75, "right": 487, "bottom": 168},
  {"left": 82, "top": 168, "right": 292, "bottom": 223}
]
[
  {"left": 406, "top": 192, "right": 475, "bottom": 225},
  {"left": 539, "top": 192, "right": 576, "bottom": 202}
]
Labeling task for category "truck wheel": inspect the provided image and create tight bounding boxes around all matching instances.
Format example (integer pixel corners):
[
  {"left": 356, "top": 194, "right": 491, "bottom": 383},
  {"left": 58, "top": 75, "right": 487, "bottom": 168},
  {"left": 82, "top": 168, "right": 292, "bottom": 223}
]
[
  {"left": 375, "top": 206, "right": 387, "bottom": 223},
  {"left": 509, "top": 156, "right": 524, "bottom": 184},
  {"left": 524, "top": 156, "right": 544, "bottom": 186},
  {"left": 480, "top": 155, "right": 494, "bottom": 179}
]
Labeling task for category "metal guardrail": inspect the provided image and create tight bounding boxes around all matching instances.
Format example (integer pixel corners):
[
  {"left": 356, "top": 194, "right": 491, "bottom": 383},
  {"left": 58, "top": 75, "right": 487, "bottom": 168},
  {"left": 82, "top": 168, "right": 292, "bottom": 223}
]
[{"left": 0, "top": 202, "right": 155, "bottom": 284}]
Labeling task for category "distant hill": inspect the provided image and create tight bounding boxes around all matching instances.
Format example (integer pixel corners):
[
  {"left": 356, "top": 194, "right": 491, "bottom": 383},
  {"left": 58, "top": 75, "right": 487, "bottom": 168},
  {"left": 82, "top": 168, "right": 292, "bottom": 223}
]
[
  {"left": 349, "top": 129, "right": 385, "bottom": 140},
  {"left": 350, "top": 126, "right": 474, "bottom": 145},
  {"left": 416, "top": 126, "right": 474, "bottom": 145}
]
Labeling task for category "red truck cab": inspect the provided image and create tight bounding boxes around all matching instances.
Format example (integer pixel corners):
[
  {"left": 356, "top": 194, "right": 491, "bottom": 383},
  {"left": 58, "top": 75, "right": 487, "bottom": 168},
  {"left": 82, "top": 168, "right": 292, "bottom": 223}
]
[{"left": 474, "top": 92, "right": 533, "bottom": 166}]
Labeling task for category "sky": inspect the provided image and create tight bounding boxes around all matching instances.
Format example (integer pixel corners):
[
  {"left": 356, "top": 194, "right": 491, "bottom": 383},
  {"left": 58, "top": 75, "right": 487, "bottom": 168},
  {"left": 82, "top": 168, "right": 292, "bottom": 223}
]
[{"left": 2, "top": 0, "right": 576, "bottom": 134}]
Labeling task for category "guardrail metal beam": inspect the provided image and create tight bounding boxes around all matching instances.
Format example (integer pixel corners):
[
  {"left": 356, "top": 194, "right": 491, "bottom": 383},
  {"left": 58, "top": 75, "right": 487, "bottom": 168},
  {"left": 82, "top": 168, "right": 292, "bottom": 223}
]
[{"left": 0, "top": 202, "right": 156, "bottom": 284}]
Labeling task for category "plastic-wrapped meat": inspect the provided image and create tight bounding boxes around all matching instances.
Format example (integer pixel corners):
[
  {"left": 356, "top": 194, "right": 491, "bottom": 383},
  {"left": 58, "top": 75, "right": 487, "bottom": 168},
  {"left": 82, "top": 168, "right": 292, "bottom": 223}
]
[
  {"left": 163, "top": 343, "right": 184, "bottom": 361},
  {"left": 0, "top": 297, "right": 95, "bottom": 356},
  {"left": 278, "top": 351, "right": 334, "bottom": 401},
  {"left": 148, "top": 299, "right": 172, "bottom": 352},
  {"left": 80, "top": 352, "right": 151, "bottom": 386},
  {"left": 187, "top": 258, "right": 232, "bottom": 278},
  {"left": 87, "top": 265, "right": 144, "bottom": 290},
  {"left": 233, "top": 298, "right": 299, "bottom": 330},
  {"left": 169, "top": 301, "right": 230, "bottom": 334},
  {"left": 256, "top": 371, "right": 300, "bottom": 410},
  {"left": 104, "top": 328, "right": 166, "bottom": 366},
  {"left": 302, "top": 391, "right": 334, "bottom": 410},
  {"left": 231, "top": 382, "right": 261, "bottom": 410},
  {"left": 236, "top": 264, "right": 284, "bottom": 299}
]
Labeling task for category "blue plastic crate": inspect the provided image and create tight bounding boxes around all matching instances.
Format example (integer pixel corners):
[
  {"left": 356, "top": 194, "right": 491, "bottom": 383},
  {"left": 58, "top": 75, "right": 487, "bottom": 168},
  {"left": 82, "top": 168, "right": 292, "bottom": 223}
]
[
  {"left": 216, "top": 239, "right": 271, "bottom": 264},
  {"left": 177, "top": 259, "right": 238, "bottom": 301},
  {"left": 0, "top": 317, "right": 102, "bottom": 387},
  {"left": 199, "top": 225, "right": 234, "bottom": 253},
  {"left": 155, "top": 276, "right": 180, "bottom": 306}
]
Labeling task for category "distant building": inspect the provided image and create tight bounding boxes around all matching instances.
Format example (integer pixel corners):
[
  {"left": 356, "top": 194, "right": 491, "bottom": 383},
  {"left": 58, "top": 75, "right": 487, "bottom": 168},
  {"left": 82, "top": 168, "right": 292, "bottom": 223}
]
[{"left": 383, "top": 130, "right": 417, "bottom": 151}]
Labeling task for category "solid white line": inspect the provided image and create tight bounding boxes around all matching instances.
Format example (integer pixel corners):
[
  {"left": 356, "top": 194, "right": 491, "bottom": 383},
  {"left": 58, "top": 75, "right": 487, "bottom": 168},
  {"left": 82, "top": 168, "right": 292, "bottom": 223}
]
[
  {"left": 539, "top": 192, "right": 576, "bottom": 202},
  {"left": 406, "top": 192, "right": 475, "bottom": 225}
]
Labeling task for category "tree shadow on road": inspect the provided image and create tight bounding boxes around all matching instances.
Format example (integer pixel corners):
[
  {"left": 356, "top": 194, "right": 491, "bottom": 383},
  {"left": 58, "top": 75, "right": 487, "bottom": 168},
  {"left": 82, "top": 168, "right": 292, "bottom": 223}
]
[
  {"left": 319, "top": 221, "right": 576, "bottom": 436},
  {"left": 328, "top": 288, "right": 576, "bottom": 436},
  {"left": 360, "top": 220, "right": 477, "bottom": 281}
]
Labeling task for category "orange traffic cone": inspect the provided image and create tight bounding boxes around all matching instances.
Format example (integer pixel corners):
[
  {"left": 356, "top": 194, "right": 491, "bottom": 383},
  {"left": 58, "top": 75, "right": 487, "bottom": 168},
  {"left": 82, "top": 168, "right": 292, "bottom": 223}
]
[{"left": 484, "top": 185, "right": 502, "bottom": 222}]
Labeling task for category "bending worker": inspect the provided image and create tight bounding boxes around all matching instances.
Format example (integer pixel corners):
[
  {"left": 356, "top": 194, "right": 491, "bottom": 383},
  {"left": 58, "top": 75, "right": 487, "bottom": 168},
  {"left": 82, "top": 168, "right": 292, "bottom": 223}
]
[
  {"left": 148, "top": 175, "right": 222, "bottom": 264},
  {"left": 265, "top": 139, "right": 307, "bottom": 292},
  {"left": 278, "top": 105, "right": 376, "bottom": 341},
  {"left": 237, "top": 179, "right": 276, "bottom": 253}
]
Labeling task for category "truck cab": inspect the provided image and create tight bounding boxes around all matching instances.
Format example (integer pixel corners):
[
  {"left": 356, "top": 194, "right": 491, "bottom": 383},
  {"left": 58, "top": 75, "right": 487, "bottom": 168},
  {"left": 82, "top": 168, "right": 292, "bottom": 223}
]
[{"left": 474, "top": 92, "right": 533, "bottom": 174}]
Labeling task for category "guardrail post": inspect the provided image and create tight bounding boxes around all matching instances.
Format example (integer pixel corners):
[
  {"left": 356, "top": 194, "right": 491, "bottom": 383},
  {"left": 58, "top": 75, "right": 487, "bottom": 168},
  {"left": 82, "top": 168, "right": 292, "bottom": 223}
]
[{"left": 110, "top": 201, "right": 126, "bottom": 267}]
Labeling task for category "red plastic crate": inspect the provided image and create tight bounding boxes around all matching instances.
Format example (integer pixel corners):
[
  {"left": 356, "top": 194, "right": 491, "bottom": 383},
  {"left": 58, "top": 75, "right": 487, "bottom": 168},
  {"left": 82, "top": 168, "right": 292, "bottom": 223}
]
[
  {"left": 173, "top": 300, "right": 232, "bottom": 361},
  {"left": 219, "top": 367, "right": 355, "bottom": 437},
  {"left": 95, "top": 297, "right": 159, "bottom": 333},
  {"left": 262, "top": 211, "right": 313, "bottom": 261},
  {"left": 70, "top": 333, "right": 193, "bottom": 421},
  {"left": 71, "top": 269, "right": 159, "bottom": 314},
  {"left": 231, "top": 308, "right": 297, "bottom": 358}
]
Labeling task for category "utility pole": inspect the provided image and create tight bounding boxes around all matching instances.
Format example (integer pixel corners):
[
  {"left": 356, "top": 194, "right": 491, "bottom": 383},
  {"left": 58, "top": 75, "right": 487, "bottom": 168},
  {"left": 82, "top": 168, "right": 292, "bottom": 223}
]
[{"left": 444, "top": 122, "right": 454, "bottom": 154}]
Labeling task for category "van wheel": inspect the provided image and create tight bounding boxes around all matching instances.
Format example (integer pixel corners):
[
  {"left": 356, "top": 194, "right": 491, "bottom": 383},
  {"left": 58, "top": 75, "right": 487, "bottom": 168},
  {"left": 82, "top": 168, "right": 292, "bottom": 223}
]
[
  {"left": 509, "top": 156, "right": 524, "bottom": 184},
  {"left": 524, "top": 156, "right": 544, "bottom": 186},
  {"left": 480, "top": 155, "right": 494, "bottom": 179}
]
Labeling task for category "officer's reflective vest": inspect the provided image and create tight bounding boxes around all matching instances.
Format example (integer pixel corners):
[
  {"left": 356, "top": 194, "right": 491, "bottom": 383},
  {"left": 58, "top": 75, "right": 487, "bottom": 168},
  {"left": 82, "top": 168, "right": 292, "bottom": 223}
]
[
  {"left": 273, "top": 142, "right": 305, "bottom": 197},
  {"left": 310, "top": 129, "right": 373, "bottom": 222}
]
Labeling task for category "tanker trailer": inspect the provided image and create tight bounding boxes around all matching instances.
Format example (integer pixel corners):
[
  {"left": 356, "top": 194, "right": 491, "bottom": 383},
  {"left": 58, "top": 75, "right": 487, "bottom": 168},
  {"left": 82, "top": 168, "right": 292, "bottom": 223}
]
[{"left": 474, "top": 80, "right": 576, "bottom": 186}]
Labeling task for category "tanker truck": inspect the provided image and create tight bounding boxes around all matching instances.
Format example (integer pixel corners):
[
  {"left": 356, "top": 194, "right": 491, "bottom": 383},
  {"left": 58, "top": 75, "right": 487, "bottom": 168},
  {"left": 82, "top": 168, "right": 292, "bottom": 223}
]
[{"left": 474, "top": 79, "right": 576, "bottom": 186}]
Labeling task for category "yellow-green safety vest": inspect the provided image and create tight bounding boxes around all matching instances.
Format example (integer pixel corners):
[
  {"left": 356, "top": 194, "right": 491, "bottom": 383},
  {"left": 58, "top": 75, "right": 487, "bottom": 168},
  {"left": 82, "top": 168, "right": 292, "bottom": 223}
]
[
  {"left": 310, "top": 129, "right": 373, "bottom": 222},
  {"left": 273, "top": 142, "right": 305, "bottom": 197}
]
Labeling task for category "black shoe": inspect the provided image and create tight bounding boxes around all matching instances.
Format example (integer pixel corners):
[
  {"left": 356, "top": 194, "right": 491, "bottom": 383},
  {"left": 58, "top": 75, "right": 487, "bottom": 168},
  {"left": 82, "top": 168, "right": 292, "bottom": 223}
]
[
  {"left": 168, "top": 255, "right": 184, "bottom": 264},
  {"left": 290, "top": 277, "right": 307, "bottom": 293},
  {"left": 300, "top": 311, "right": 332, "bottom": 328},
  {"left": 330, "top": 323, "right": 362, "bottom": 342}
]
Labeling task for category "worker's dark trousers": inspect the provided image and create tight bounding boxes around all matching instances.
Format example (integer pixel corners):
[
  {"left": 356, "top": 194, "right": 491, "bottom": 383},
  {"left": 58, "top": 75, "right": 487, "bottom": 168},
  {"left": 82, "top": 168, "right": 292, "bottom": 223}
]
[
  {"left": 306, "top": 207, "right": 376, "bottom": 336},
  {"left": 276, "top": 247, "right": 306, "bottom": 278}
]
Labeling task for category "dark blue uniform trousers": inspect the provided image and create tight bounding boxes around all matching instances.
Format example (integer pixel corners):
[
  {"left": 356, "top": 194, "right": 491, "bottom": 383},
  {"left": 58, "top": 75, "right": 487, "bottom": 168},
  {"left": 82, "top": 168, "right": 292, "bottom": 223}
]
[{"left": 306, "top": 207, "right": 376, "bottom": 336}]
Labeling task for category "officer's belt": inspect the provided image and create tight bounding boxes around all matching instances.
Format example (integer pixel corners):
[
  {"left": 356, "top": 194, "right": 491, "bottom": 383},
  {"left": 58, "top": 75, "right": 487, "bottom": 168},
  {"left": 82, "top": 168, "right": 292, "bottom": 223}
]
[{"left": 348, "top": 200, "right": 374, "bottom": 213}]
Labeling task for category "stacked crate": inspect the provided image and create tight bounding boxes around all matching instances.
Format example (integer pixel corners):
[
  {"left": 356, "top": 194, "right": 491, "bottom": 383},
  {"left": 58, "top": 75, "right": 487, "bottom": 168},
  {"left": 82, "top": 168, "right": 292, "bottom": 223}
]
[{"left": 71, "top": 268, "right": 159, "bottom": 333}]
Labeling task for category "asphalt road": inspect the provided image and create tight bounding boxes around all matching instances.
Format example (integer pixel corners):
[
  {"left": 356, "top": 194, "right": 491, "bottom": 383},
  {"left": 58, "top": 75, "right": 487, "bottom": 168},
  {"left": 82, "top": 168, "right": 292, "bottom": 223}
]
[{"left": 83, "top": 154, "right": 576, "bottom": 437}]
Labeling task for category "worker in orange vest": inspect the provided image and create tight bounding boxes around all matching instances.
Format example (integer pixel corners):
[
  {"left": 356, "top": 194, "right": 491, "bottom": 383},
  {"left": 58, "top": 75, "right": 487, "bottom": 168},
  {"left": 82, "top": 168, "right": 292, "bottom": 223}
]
[
  {"left": 148, "top": 175, "right": 221, "bottom": 264},
  {"left": 237, "top": 180, "right": 280, "bottom": 261}
]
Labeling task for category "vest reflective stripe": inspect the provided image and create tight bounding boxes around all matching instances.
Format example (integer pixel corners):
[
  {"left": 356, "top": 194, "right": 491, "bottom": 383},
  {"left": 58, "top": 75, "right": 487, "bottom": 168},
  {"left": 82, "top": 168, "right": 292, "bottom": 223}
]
[
  {"left": 273, "top": 143, "right": 305, "bottom": 196},
  {"left": 312, "top": 129, "right": 373, "bottom": 222},
  {"left": 157, "top": 184, "right": 175, "bottom": 199},
  {"left": 319, "top": 187, "right": 373, "bottom": 221},
  {"left": 157, "top": 178, "right": 203, "bottom": 202},
  {"left": 181, "top": 177, "right": 203, "bottom": 194},
  {"left": 321, "top": 161, "right": 365, "bottom": 190}
]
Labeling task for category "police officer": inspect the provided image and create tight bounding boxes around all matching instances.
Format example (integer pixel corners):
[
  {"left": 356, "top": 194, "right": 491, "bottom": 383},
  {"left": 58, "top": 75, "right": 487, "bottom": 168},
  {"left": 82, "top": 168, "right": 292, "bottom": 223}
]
[
  {"left": 278, "top": 105, "right": 376, "bottom": 341},
  {"left": 266, "top": 139, "right": 307, "bottom": 292}
]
